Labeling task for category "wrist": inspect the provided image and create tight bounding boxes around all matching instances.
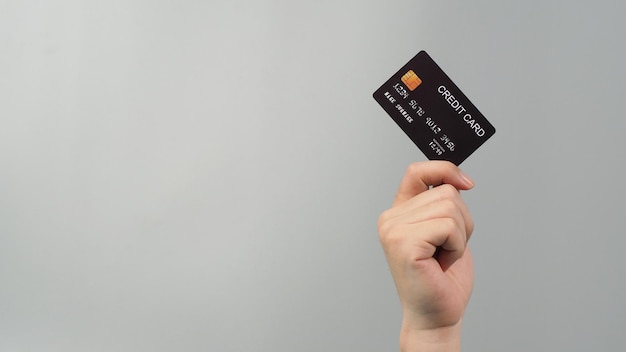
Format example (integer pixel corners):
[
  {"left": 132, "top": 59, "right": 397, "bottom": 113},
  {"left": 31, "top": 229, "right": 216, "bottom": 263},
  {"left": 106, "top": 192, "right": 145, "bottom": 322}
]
[{"left": 399, "top": 320, "right": 462, "bottom": 352}]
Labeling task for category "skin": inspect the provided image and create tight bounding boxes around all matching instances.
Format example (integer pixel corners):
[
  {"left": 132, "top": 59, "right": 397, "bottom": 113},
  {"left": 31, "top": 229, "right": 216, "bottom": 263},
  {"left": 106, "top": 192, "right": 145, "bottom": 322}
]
[{"left": 378, "top": 161, "right": 475, "bottom": 352}]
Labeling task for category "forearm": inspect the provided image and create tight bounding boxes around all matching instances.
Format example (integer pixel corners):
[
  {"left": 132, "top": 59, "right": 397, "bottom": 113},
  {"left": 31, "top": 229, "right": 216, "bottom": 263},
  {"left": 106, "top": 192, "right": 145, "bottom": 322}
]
[{"left": 399, "top": 320, "right": 462, "bottom": 352}]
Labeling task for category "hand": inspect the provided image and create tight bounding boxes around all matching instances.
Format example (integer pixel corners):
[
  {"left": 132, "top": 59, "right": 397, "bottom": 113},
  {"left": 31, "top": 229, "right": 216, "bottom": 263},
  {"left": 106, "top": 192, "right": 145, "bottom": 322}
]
[{"left": 378, "top": 161, "right": 475, "bottom": 351}]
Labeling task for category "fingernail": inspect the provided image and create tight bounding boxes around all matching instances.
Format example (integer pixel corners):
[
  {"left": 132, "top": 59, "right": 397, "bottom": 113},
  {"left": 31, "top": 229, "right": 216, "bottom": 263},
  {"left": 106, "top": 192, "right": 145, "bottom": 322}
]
[{"left": 459, "top": 170, "right": 475, "bottom": 187}]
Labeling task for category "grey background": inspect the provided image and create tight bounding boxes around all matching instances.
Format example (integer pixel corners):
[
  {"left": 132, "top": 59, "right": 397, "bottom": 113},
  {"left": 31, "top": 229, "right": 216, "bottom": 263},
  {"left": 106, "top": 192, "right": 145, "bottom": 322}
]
[{"left": 1, "top": 1, "right": 625, "bottom": 351}]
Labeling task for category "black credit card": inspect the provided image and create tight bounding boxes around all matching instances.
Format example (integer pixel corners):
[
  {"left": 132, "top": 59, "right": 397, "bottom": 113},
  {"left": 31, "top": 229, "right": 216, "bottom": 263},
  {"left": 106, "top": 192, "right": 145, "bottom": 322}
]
[{"left": 373, "top": 51, "right": 495, "bottom": 165}]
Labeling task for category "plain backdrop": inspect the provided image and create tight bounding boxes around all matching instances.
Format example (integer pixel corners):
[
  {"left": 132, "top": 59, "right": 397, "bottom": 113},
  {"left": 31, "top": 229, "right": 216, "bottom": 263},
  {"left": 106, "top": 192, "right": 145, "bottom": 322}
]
[{"left": 1, "top": 1, "right": 625, "bottom": 351}]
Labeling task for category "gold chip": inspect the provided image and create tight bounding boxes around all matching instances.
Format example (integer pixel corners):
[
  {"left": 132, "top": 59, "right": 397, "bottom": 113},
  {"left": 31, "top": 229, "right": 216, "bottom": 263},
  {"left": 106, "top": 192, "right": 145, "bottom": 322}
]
[{"left": 401, "top": 70, "right": 422, "bottom": 91}]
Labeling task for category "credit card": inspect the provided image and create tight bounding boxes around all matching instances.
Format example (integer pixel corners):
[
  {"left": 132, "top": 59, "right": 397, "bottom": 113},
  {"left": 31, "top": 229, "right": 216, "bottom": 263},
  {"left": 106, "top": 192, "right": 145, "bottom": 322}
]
[{"left": 373, "top": 51, "right": 495, "bottom": 165}]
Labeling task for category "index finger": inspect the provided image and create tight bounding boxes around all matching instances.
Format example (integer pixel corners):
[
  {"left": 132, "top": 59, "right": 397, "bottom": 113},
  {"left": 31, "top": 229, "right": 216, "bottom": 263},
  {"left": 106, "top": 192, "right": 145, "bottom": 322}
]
[{"left": 393, "top": 161, "right": 474, "bottom": 206}]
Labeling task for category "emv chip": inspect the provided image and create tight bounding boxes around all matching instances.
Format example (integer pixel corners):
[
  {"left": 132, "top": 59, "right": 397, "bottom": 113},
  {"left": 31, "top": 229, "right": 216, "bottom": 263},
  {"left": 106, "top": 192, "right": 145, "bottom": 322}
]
[{"left": 401, "top": 70, "right": 422, "bottom": 91}]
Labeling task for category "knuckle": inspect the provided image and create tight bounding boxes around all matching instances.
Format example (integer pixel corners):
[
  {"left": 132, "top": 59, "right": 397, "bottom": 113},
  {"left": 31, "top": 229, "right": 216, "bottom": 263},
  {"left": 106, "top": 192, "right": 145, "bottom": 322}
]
[
  {"left": 466, "top": 216, "right": 475, "bottom": 236},
  {"left": 440, "top": 217, "right": 459, "bottom": 234},
  {"left": 377, "top": 211, "right": 405, "bottom": 248},
  {"left": 377, "top": 209, "right": 394, "bottom": 239},
  {"left": 406, "top": 162, "right": 424, "bottom": 177},
  {"left": 437, "top": 184, "right": 458, "bottom": 198},
  {"left": 381, "top": 230, "right": 403, "bottom": 248},
  {"left": 377, "top": 209, "right": 391, "bottom": 229}
]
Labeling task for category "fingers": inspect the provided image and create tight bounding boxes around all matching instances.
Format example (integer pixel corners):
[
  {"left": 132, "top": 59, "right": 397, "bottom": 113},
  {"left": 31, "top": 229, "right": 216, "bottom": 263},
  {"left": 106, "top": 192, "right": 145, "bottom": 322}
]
[
  {"left": 379, "top": 161, "right": 476, "bottom": 272},
  {"left": 379, "top": 216, "right": 467, "bottom": 271},
  {"left": 386, "top": 184, "right": 474, "bottom": 238},
  {"left": 379, "top": 190, "right": 473, "bottom": 259},
  {"left": 437, "top": 244, "right": 469, "bottom": 273},
  {"left": 393, "top": 161, "right": 474, "bottom": 207}
]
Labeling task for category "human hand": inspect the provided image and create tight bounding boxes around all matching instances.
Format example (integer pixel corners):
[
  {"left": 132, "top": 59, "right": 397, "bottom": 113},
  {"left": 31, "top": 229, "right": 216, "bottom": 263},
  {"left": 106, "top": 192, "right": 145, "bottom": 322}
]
[{"left": 378, "top": 161, "right": 475, "bottom": 351}]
